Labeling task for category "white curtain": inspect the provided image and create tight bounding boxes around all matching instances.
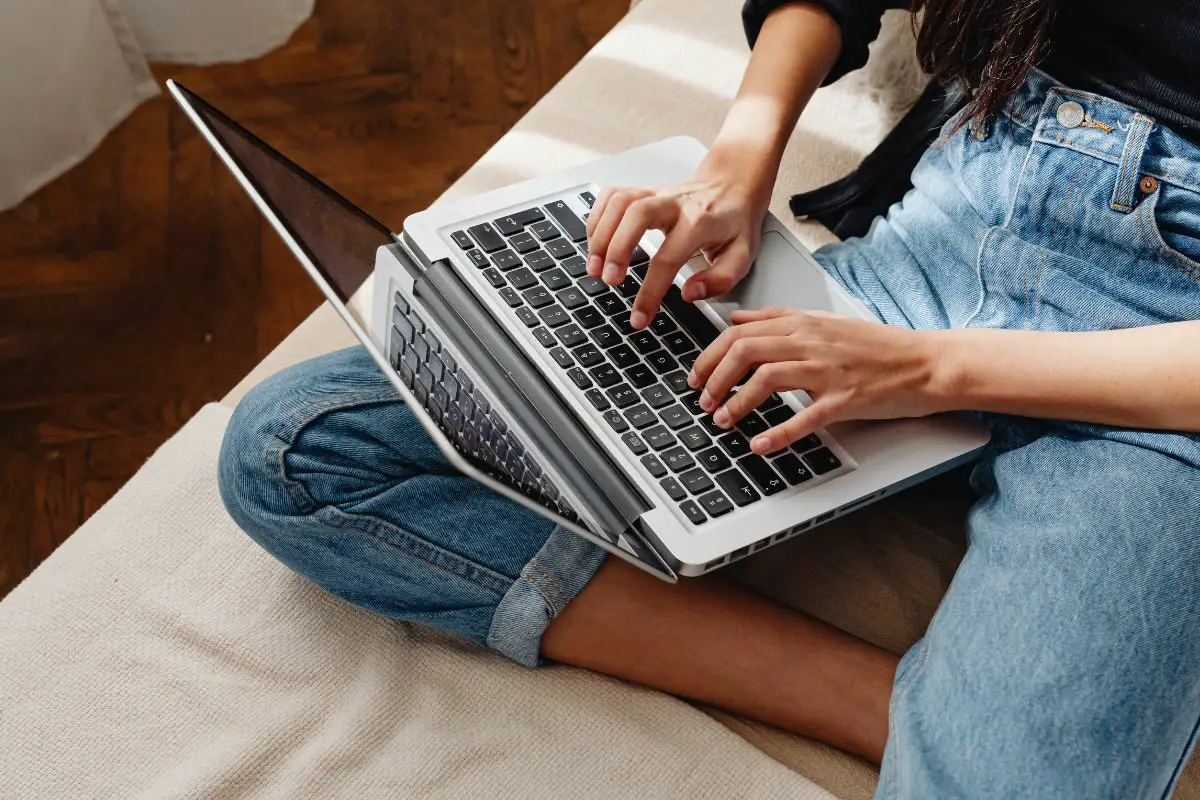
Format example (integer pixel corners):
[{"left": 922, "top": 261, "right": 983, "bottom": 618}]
[{"left": 0, "top": 0, "right": 314, "bottom": 212}]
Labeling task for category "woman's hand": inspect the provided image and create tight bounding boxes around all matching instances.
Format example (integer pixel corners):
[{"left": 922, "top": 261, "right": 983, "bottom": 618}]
[
  {"left": 585, "top": 142, "right": 775, "bottom": 330},
  {"left": 688, "top": 307, "right": 953, "bottom": 454}
]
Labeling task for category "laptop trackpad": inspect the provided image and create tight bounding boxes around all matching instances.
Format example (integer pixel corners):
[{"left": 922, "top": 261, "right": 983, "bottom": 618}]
[{"left": 706, "top": 230, "right": 867, "bottom": 320}]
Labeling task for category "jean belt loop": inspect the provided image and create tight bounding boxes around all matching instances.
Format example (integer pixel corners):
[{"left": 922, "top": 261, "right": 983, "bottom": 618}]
[{"left": 1110, "top": 113, "right": 1155, "bottom": 213}]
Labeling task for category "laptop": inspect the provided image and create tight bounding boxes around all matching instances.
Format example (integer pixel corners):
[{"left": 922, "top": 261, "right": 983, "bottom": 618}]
[{"left": 170, "top": 80, "right": 989, "bottom": 582}]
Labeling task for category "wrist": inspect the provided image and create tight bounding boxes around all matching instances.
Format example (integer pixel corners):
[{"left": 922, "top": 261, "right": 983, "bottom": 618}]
[{"left": 920, "top": 328, "right": 976, "bottom": 414}]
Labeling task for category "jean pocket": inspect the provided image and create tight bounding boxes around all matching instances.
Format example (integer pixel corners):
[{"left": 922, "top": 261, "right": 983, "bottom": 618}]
[{"left": 1136, "top": 182, "right": 1200, "bottom": 284}]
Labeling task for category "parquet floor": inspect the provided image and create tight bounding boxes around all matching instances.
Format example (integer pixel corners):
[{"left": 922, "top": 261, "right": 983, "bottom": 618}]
[{"left": 0, "top": 0, "right": 625, "bottom": 598}]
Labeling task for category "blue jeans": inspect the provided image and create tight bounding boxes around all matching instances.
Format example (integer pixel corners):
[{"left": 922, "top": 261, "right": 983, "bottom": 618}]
[{"left": 219, "top": 70, "right": 1200, "bottom": 798}]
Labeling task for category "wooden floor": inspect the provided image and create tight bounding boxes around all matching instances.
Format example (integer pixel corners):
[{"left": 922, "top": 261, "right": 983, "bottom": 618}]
[{"left": 0, "top": 0, "right": 624, "bottom": 598}]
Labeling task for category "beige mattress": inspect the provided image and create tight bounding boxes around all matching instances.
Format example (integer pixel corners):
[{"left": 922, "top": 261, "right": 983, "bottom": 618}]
[{"left": 1, "top": 0, "right": 1195, "bottom": 796}]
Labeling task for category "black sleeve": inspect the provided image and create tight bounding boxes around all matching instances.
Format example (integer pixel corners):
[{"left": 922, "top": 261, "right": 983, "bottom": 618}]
[{"left": 742, "top": 0, "right": 904, "bottom": 85}]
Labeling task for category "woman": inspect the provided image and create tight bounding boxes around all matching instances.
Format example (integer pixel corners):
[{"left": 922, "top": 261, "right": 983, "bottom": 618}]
[{"left": 219, "top": 0, "right": 1200, "bottom": 796}]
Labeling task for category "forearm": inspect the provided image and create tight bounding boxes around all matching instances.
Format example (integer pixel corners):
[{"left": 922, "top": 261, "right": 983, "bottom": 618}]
[
  {"left": 933, "top": 322, "right": 1200, "bottom": 432},
  {"left": 713, "top": 3, "right": 842, "bottom": 186}
]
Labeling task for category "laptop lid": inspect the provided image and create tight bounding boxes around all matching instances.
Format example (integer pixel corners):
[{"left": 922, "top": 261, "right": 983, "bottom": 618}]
[{"left": 167, "top": 80, "right": 675, "bottom": 581}]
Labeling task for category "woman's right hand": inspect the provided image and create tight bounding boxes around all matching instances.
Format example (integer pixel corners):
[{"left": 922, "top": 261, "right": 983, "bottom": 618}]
[{"left": 584, "top": 142, "right": 777, "bottom": 330}]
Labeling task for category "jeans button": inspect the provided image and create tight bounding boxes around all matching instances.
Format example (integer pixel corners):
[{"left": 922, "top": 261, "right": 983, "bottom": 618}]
[{"left": 1056, "top": 100, "right": 1085, "bottom": 128}]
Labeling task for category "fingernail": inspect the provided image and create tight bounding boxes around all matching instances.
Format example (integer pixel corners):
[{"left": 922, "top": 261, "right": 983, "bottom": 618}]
[
  {"left": 687, "top": 370, "right": 699, "bottom": 388},
  {"left": 630, "top": 310, "right": 647, "bottom": 329},
  {"left": 751, "top": 435, "right": 771, "bottom": 453},
  {"left": 587, "top": 255, "right": 602, "bottom": 276},
  {"left": 699, "top": 390, "right": 713, "bottom": 411},
  {"left": 603, "top": 262, "right": 621, "bottom": 284},
  {"left": 714, "top": 408, "right": 731, "bottom": 428},
  {"left": 687, "top": 282, "right": 707, "bottom": 302}
]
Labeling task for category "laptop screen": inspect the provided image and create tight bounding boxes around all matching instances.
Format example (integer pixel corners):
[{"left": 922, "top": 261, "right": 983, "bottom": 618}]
[{"left": 177, "top": 84, "right": 393, "bottom": 305}]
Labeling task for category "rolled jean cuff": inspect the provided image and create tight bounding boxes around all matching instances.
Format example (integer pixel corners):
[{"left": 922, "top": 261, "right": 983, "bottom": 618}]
[{"left": 486, "top": 524, "right": 607, "bottom": 667}]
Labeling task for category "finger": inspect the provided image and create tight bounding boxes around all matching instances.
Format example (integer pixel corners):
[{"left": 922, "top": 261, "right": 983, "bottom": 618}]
[
  {"left": 750, "top": 399, "right": 838, "bottom": 454},
  {"left": 687, "top": 317, "right": 797, "bottom": 389},
  {"left": 681, "top": 241, "right": 753, "bottom": 302},
  {"left": 698, "top": 336, "right": 795, "bottom": 413},
  {"left": 629, "top": 222, "right": 701, "bottom": 329},
  {"left": 586, "top": 187, "right": 616, "bottom": 240},
  {"left": 588, "top": 188, "right": 652, "bottom": 277},
  {"left": 603, "top": 196, "right": 680, "bottom": 285},
  {"left": 713, "top": 363, "right": 815, "bottom": 429},
  {"left": 730, "top": 306, "right": 795, "bottom": 324}
]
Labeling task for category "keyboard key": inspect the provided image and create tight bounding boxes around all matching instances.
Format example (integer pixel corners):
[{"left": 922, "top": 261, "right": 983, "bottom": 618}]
[
  {"left": 763, "top": 406, "right": 794, "bottom": 428},
  {"left": 629, "top": 244, "right": 650, "bottom": 265},
  {"left": 677, "top": 351, "right": 699, "bottom": 370},
  {"left": 498, "top": 287, "right": 523, "bottom": 307},
  {"left": 679, "top": 499, "right": 707, "bottom": 525},
  {"left": 509, "top": 231, "right": 539, "bottom": 253},
  {"left": 696, "top": 446, "right": 732, "bottom": 474},
  {"left": 662, "top": 446, "right": 696, "bottom": 473},
  {"left": 715, "top": 469, "right": 760, "bottom": 506},
  {"left": 542, "top": 268, "right": 571, "bottom": 291},
  {"left": 608, "top": 344, "right": 639, "bottom": 369},
  {"left": 573, "top": 305, "right": 603, "bottom": 328},
  {"left": 663, "top": 284, "right": 719, "bottom": 347},
  {"left": 507, "top": 267, "right": 538, "bottom": 290},
  {"left": 606, "top": 383, "right": 638, "bottom": 408},
  {"left": 603, "top": 409, "right": 629, "bottom": 433},
  {"left": 626, "top": 363, "right": 656, "bottom": 388},
  {"left": 556, "top": 286, "right": 588, "bottom": 310},
  {"left": 547, "top": 238, "right": 576, "bottom": 259},
  {"left": 522, "top": 286, "right": 553, "bottom": 308},
  {"left": 594, "top": 293, "right": 624, "bottom": 314},
  {"left": 466, "top": 249, "right": 489, "bottom": 268},
  {"left": 562, "top": 255, "right": 587, "bottom": 277},
  {"left": 524, "top": 249, "right": 554, "bottom": 271},
  {"left": 793, "top": 433, "right": 822, "bottom": 453},
  {"left": 623, "top": 404, "right": 656, "bottom": 429},
  {"left": 802, "top": 447, "right": 842, "bottom": 475},
  {"left": 494, "top": 208, "right": 544, "bottom": 235},
  {"left": 468, "top": 222, "right": 505, "bottom": 252},
  {"left": 545, "top": 200, "right": 588, "bottom": 242},
  {"left": 641, "top": 383, "right": 673, "bottom": 408},
  {"left": 738, "top": 412, "right": 769, "bottom": 437},
  {"left": 662, "top": 370, "right": 691, "bottom": 394},
  {"left": 632, "top": 263, "right": 650, "bottom": 280},
  {"left": 649, "top": 314, "right": 677, "bottom": 335},
  {"left": 532, "top": 327, "right": 556, "bottom": 348},
  {"left": 678, "top": 426, "right": 712, "bottom": 452},
  {"left": 572, "top": 343, "right": 605, "bottom": 367},
  {"left": 578, "top": 276, "right": 609, "bottom": 297},
  {"left": 589, "top": 363, "right": 620, "bottom": 387},
  {"left": 659, "top": 476, "right": 686, "bottom": 501},
  {"left": 698, "top": 489, "right": 734, "bottom": 517},
  {"left": 482, "top": 267, "right": 506, "bottom": 288},
  {"left": 589, "top": 325, "right": 620, "bottom": 349},
  {"left": 772, "top": 453, "right": 813, "bottom": 484},
  {"left": 679, "top": 468, "right": 715, "bottom": 495},
  {"left": 658, "top": 404, "right": 691, "bottom": 429},
  {"left": 451, "top": 230, "right": 474, "bottom": 249},
  {"left": 718, "top": 431, "right": 752, "bottom": 458},
  {"left": 549, "top": 347, "right": 574, "bottom": 368},
  {"left": 641, "top": 453, "right": 667, "bottom": 478},
  {"left": 758, "top": 393, "right": 785, "bottom": 412},
  {"left": 555, "top": 323, "right": 586, "bottom": 347},
  {"left": 680, "top": 391, "right": 704, "bottom": 416},
  {"left": 643, "top": 425, "right": 676, "bottom": 451},
  {"left": 661, "top": 331, "right": 694, "bottom": 354},
  {"left": 392, "top": 292, "right": 410, "bottom": 316},
  {"left": 566, "top": 367, "right": 592, "bottom": 390},
  {"left": 616, "top": 275, "right": 640, "bottom": 298},
  {"left": 585, "top": 388, "right": 610, "bottom": 410},
  {"left": 610, "top": 311, "right": 636, "bottom": 336},
  {"left": 580, "top": 191, "right": 596, "bottom": 207},
  {"left": 629, "top": 330, "right": 658, "bottom": 354},
  {"left": 738, "top": 454, "right": 786, "bottom": 495},
  {"left": 491, "top": 249, "right": 521, "bottom": 271},
  {"left": 538, "top": 305, "right": 569, "bottom": 328},
  {"left": 621, "top": 431, "right": 648, "bottom": 455},
  {"left": 531, "top": 219, "right": 560, "bottom": 241}
]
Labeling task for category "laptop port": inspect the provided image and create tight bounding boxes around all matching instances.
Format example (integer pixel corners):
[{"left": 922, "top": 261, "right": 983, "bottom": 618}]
[
  {"left": 730, "top": 546, "right": 750, "bottom": 561},
  {"left": 704, "top": 557, "right": 727, "bottom": 571},
  {"left": 815, "top": 511, "right": 836, "bottom": 525},
  {"left": 750, "top": 538, "right": 770, "bottom": 553}
]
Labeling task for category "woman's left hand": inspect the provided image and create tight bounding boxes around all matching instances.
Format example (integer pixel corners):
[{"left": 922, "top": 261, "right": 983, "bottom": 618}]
[{"left": 688, "top": 307, "right": 953, "bottom": 455}]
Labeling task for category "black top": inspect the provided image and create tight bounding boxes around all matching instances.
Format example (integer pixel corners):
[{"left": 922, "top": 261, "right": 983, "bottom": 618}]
[{"left": 742, "top": 0, "right": 1200, "bottom": 139}]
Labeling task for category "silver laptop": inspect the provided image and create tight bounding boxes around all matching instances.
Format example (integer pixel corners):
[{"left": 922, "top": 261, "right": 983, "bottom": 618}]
[{"left": 170, "top": 80, "right": 989, "bottom": 582}]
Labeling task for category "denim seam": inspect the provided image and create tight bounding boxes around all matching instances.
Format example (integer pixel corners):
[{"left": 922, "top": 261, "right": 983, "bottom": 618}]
[
  {"left": 524, "top": 559, "right": 568, "bottom": 612},
  {"left": 1111, "top": 114, "right": 1154, "bottom": 213},
  {"left": 319, "top": 504, "right": 513, "bottom": 598},
  {"left": 1160, "top": 711, "right": 1200, "bottom": 800},
  {"left": 1135, "top": 202, "right": 1200, "bottom": 284},
  {"left": 1032, "top": 157, "right": 1091, "bottom": 326}
]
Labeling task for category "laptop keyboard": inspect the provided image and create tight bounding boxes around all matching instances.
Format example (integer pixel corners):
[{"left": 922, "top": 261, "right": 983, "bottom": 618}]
[
  {"left": 387, "top": 291, "right": 580, "bottom": 524},
  {"left": 450, "top": 192, "right": 847, "bottom": 526}
]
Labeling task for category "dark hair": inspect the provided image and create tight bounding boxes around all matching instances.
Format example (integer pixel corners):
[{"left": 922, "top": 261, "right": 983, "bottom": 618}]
[{"left": 911, "top": 0, "right": 1056, "bottom": 130}]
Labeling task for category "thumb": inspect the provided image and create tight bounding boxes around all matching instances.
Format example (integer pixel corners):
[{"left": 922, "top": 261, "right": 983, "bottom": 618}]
[
  {"left": 682, "top": 241, "right": 752, "bottom": 302},
  {"left": 751, "top": 397, "right": 838, "bottom": 454}
]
